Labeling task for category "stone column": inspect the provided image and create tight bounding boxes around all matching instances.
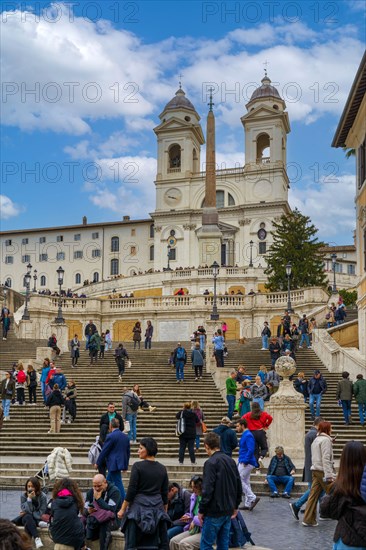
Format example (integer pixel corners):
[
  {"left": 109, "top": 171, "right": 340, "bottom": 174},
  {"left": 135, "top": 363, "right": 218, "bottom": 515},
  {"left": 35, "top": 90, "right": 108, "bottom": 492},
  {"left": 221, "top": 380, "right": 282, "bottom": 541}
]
[
  {"left": 267, "top": 356, "right": 306, "bottom": 461},
  {"left": 50, "top": 323, "right": 69, "bottom": 354}
]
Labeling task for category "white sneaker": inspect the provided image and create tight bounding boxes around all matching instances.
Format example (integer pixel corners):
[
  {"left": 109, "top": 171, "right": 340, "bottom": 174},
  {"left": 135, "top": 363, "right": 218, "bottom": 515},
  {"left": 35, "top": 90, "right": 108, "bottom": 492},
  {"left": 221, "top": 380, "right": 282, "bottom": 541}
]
[
  {"left": 35, "top": 537, "right": 44, "bottom": 548},
  {"left": 38, "top": 521, "right": 48, "bottom": 528},
  {"left": 4, "top": 416, "right": 10, "bottom": 420}
]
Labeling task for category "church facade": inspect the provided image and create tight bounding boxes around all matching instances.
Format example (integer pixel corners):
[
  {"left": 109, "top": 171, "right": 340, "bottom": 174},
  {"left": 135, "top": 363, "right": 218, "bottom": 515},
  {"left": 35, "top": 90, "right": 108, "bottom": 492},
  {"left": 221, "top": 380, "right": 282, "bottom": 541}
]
[{"left": 1, "top": 75, "right": 292, "bottom": 293}]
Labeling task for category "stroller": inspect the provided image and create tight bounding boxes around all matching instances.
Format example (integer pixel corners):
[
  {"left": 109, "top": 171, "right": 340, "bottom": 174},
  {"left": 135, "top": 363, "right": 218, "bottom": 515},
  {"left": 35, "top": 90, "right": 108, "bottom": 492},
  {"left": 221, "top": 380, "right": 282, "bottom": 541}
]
[
  {"left": 35, "top": 447, "right": 73, "bottom": 491},
  {"left": 35, "top": 461, "right": 49, "bottom": 491}
]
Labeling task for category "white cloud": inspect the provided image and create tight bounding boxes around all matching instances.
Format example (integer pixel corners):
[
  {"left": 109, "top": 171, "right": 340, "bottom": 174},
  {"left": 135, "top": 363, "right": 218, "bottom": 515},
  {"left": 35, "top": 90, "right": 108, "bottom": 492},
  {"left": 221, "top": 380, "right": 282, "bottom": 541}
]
[
  {"left": 0, "top": 195, "right": 22, "bottom": 219},
  {"left": 289, "top": 174, "right": 356, "bottom": 243}
]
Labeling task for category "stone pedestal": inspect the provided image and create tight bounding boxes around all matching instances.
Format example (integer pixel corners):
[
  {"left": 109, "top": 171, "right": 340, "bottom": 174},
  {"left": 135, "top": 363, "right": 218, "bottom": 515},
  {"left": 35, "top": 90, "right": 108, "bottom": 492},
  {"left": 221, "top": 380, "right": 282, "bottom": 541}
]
[
  {"left": 50, "top": 323, "right": 69, "bottom": 354},
  {"left": 267, "top": 356, "right": 306, "bottom": 461},
  {"left": 18, "top": 320, "right": 35, "bottom": 340}
]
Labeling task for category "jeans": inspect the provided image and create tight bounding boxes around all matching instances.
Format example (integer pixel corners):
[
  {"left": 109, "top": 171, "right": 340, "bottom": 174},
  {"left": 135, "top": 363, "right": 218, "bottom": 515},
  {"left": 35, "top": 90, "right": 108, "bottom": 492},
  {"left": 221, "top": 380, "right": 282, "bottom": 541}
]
[
  {"left": 226, "top": 394, "right": 236, "bottom": 419},
  {"left": 126, "top": 413, "right": 137, "bottom": 441},
  {"left": 341, "top": 400, "right": 352, "bottom": 424},
  {"left": 168, "top": 525, "right": 184, "bottom": 541},
  {"left": 238, "top": 463, "right": 256, "bottom": 506},
  {"left": 262, "top": 335, "right": 268, "bottom": 349},
  {"left": 333, "top": 538, "right": 366, "bottom": 550},
  {"left": 2, "top": 399, "right": 10, "bottom": 417},
  {"left": 199, "top": 334, "right": 205, "bottom": 350},
  {"left": 85, "top": 334, "right": 91, "bottom": 350},
  {"left": 16, "top": 387, "right": 25, "bottom": 405},
  {"left": 200, "top": 515, "right": 231, "bottom": 550},
  {"left": 145, "top": 337, "right": 152, "bottom": 349},
  {"left": 107, "top": 470, "right": 125, "bottom": 501},
  {"left": 41, "top": 381, "right": 47, "bottom": 402},
  {"left": 175, "top": 361, "right": 185, "bottom": 381},
  {"left": 266, "top": 475, "right": 294, "bottom": 495},
  {"left": 309, "top": 393, "right": 322, "bottom": 417},
  {"left": 299, "top": 333, "right": 310, "bottom": 347},
  {"left": 196, "top": 435, "right": 200, "bottom": 449},
  {"left": 253, "top": 397, "right": 264, "bottom": 411},
  {"left": 133, "top": 341, "right": 141, "bottom": 349},
  {"left": 179, "top": 437, "right": 195, "bottom": 464},
  {"left": 294, "top": 482, "right": 311, "bottom": 509},
  {"left": 13, "top": 513, "right": 38, "bottom": 538},
  {"left": 358, "top": 403, "right": 366, "bottom": 425}
]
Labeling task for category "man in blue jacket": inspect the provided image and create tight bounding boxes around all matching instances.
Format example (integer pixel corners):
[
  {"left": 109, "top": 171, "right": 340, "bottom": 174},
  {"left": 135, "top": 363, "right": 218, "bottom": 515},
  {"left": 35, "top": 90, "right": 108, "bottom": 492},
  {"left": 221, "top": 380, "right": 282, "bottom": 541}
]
[
  {"left": 48, "top": 367, "right": 67, "bottom": 391},
  {"left": 96, "top": 417, "right": 130, "bottom": 500},
  {"left": 236, "top": 418, "right": 260, "bottom": 511}
]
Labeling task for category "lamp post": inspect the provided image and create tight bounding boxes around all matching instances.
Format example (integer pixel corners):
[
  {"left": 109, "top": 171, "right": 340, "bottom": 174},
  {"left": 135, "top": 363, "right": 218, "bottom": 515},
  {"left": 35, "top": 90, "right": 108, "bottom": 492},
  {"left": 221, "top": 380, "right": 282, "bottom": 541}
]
[
  {"left": 249, "top": 240, "right": 254, "bottom": 267},
  {"left": 55, "top": 266, "right": 65, "bottom": 324},
  {"left": 22, "top": 263, "right": 32, "bottom": 320},
  {"left": 33, "top": 269, "right": 38, "bottom": 293},
  {"left": 285, "top": 262, "right": 293, "bottom": 313},
  {"left": 166, "top": 244, "right": 172, "bottom": 271},
  {"left": 331, "top": 253, "right": 337, "bottom": 293},
  {"left": 210, "top": 260, "right": 220, "bottom": 321}
]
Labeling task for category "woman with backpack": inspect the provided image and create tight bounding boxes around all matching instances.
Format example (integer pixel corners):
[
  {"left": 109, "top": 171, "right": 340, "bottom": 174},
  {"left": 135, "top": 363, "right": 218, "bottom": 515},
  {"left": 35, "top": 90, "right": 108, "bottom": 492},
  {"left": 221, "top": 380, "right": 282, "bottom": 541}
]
[
  {"left": 191, "top": 400, "right": 205, "bottom": 451},
  {"left": 89, "top": 330, "right": 101, "bottom": 365},
  {"left": 176, "top": 402, "right": 199, "bottom": 465},
  {"left": 49, "top": 477, "right": 86, "bottom": 550},
  {"left": 242, "top": 402, "right": 273, "bottom": 468},
  {"left": 15, "top": 364, "right": 26, "bottom": 406},
  {"left": 132, "top": 384, "right": 156, "bottom": 412},
  {"left": 26, "top": 365, "right": 37, "bottom": 405},
  {"left": 191, "top": 342, "right": 205, "bottom": 381}
]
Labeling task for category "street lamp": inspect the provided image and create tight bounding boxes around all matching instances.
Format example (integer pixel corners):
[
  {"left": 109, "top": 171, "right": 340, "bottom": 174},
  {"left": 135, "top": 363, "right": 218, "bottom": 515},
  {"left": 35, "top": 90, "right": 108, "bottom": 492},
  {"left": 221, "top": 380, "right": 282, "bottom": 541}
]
[
  {"left": 55, "top": 266, "right": 65, "bottom": 324},
  {"left": 33, "top": 269, "right": 38, "bottom": 293},
  {"left": 210, "top": 260, "right": 220, "bottom": 321},
  {"left": 166, "top": 244, "right": 172, "bottom": 271},
  {"left": 331, "top": 253, "right": 337, "bottom": 293},
  {"left": 22, "top": 263, "right": 32, "bottom": 320},
  {"left": 249, "top": 240, "right": 254, "bottom": 267},
  {"left": 285, "top": 262, "right": 293, "bottom": 313}
]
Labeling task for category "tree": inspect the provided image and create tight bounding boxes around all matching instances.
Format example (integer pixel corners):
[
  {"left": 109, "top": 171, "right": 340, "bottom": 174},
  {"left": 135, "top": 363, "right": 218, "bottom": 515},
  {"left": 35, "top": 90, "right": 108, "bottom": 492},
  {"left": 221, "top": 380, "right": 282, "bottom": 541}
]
[{"left": 264, "top": 209, "right": 327, "bottom": 291}]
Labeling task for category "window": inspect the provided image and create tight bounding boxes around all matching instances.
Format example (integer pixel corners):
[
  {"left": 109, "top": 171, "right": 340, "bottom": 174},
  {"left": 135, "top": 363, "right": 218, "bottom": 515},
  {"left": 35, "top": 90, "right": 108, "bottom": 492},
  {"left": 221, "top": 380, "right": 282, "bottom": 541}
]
[
  {"left": 39, "top": 254, "right": 48, "bottom": 262},
  {"left": 111, "top": 236, "right": 119, "bottom": 252},
  {"left": 256, "top": 133, "right": 270, "bottom": 163},
  {"left": 228, "top": 193, "right": 235, "bottom": 206},
  {"left": 5, "top": 256, "right": 13, "bottom": 264},
  {"left": 5, "top": 239, "right": 12, "bottom": 246},
  {"left": 22, "top": 255, "right": 30, "bottom": 263},
  {"left": 131, "top": 229, "right": 136, "bottom": 236},
  {"left": 56, "top": 235, "right": 63, "bottom": 242},
  {"left": 149, "top": 245, "right": 154, "bottom": 261},
  {"left": 75, "top": 273, "right": 81, "bottom": 285},
  {"left": 39, "top": 236, "right": 46, "bottom": 243},
  {"left": 111, "top": 258, "right": 119, "bottom": 275},
  {"left": 93, "top": 272, "right": 99, "bottom": 283},
  {"left": 92, "top": 249, "right": 101, "bottom": 258},
  {"left": 22, "top": 238, "right": 28, "bottom": 245},
  {"left": 150, "top": 224, "right": 154, "bottom": 238},
  {"left": 358, "top": 138, "right": 365, "bottom": 190},
  {"left": 169, "top": 248, "right": 177, "bottom": 261},
  {"left": 74, "top": 234, "right": 81, "bottom": 241},
  {"left": 5, "top": 277, "right": 12, "bottom": 287},
  {"left": 216, "top": 190, "right": 225, "bottom": 209},
  {"left": 57, "top": 252, "right": 65, "bottom": 261},
  {"left": 347, "top": 264, "right": 355, "bottom": 275},
  {"left": 40, "top": 275, "right": 46, "bottom": 286},
  {"left": 168, "top": 144, "right": 181, "bottom": 170},
  {"left": 130, "top": 246, "right": 136, "bottom": 256},
  {"left": 92, "top": 232, "right": 99, "bottom": 239},
  {"left": 334, "top": 262, "right": 343, "bottom": 273},
  {"left": 259, "top": 242, "right": 267, "bottom": 255},
  {"left": 74, "top": 250, "right": 83, "bottom": 259}
]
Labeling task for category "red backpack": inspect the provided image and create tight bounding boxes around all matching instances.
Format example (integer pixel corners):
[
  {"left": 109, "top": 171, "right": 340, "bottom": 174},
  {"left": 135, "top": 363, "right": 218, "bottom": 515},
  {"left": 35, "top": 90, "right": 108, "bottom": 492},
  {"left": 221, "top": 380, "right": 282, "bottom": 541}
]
[{"left": 17, "top": 371, "right": 26, "bottom": 384}]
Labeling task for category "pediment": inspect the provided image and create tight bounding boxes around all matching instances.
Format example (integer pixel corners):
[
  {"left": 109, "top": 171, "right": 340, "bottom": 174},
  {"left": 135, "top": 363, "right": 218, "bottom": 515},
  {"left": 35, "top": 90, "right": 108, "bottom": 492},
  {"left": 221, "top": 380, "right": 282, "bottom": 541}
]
[
  {"left": 218, "top": 221, "right": 239, "bottom": 233},
  {"left": 242, "top": 105, "right": 282, "bottom": 120}
]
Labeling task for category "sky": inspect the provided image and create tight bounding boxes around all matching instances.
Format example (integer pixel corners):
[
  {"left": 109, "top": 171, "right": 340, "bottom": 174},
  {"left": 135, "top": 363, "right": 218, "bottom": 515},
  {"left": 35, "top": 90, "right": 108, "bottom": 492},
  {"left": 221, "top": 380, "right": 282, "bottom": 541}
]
[{"left": 1, "top": 0, "right": 365, "bottom": 246}]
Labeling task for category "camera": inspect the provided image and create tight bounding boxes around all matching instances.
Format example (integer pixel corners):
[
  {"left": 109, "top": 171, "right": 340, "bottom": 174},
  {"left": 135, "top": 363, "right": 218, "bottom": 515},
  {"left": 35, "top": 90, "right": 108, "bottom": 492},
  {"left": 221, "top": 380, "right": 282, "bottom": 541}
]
[{"left": 28, "top": 490, "right": 33, "bottom": 494}]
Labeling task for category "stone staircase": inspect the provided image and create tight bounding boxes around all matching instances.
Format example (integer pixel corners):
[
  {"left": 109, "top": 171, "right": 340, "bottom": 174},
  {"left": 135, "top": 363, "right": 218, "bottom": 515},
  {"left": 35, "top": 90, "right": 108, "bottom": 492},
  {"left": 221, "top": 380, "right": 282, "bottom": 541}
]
[{"left": 1, "top": 329, "right": 365, "bottom": 496}]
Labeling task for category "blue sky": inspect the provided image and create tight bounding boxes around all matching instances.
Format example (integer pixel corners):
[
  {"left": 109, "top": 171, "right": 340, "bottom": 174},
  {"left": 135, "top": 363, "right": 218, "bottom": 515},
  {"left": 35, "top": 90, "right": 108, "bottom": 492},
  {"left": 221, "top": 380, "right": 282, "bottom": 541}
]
[{"left": 1, "top": 0, "right": 365, "bottom": 245}]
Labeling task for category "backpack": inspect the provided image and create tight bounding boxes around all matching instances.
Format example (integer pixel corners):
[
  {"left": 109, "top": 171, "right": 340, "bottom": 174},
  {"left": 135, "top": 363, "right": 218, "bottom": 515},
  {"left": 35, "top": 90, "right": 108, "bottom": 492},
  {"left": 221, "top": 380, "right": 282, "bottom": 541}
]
[
  {"left": 17, "top": 371, "right": 26, "bottom": 384},
  {"left": 229, "top": 512, "right": 254, "bottom": 547},
  {"left": 128, "top": 394, "right": 140, "bottom": 412},
  {"left": 176, "top": 347, "right": 185, "bottom": 360},
  {"left": 175, "top": 411, "right": 186, "bottom": 436},
  {"left": 88, "top": 436, "right": 102, "bottom": 465},
  {"left": 325, "top": 313, "right": 331, "bottom": 320}
]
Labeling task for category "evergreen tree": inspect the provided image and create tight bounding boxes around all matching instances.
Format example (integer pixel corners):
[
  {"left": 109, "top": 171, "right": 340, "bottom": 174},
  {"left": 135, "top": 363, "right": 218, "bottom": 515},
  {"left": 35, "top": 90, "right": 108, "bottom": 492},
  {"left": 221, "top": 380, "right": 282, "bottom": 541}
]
[{"left": 264, "top": 209, "right": 327, "bottom": 291}]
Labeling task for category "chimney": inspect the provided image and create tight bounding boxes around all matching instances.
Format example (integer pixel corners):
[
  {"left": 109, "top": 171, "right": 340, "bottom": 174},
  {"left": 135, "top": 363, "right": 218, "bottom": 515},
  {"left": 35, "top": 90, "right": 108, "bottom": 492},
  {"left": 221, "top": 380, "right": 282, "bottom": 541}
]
[
  {"left": 82, "top": 216, "right": 87, "bottom": 225},
  {"left": 123, "top": 215, "right": 130, "bottom": 221}
]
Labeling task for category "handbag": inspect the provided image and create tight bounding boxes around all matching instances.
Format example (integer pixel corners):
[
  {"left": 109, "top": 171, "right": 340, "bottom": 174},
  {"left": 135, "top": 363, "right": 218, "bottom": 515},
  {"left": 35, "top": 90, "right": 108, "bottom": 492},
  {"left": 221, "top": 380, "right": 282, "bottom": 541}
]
[
  {"left": 5, "top": 388, "right": 13, "bottom": 396},
  {"left": 124, "top": 420, "right": 130, "bottom": 433},
  {"left": 175, "top": 411, "right": 185, "bottom": 436},
  {"left": 126, "top": 360, "right": 132, "bottom": 369},
  {"left": 92, "top": 500, "right": 115, "bottom": 523},
  {"left": 201, "top": 421, "right": 208, "bottom": 433}
]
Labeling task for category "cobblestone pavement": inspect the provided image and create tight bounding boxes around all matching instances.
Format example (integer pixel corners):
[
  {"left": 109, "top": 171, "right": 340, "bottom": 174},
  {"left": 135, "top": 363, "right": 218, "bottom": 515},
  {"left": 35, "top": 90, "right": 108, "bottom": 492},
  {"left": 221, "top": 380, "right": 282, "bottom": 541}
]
[{"left": 0, "top": 490, "right": 336, "bottom": 550}]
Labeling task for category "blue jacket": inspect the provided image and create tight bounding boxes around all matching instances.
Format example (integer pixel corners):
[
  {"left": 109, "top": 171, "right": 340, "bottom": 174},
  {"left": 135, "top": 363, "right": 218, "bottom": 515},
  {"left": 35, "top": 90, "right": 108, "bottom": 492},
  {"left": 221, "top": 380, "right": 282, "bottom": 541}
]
[
  {"left": 49, "top": 373, "right": 67, "bottom": 391},
  {"left": 212, "top": 424, "right": 238, "bottom": 457},
  {"left": 40, "top": 366, "right": 51, "bottom": 383},
  {"left": 212, "top": 335, "right": 225, "bottom": 351},
  {"left": 238, "top": 430, "right": 257, "bottom": 467},
  {"left": 97, "top": 428, "right": 130, "bottom": 472},
  {"left": 361, "top": 465, "right": 366, "bottom": 503}
]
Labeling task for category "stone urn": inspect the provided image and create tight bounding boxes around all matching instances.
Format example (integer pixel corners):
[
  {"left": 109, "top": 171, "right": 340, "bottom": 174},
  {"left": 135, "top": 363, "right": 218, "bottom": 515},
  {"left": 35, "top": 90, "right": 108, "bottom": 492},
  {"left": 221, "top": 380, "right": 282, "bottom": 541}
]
[
  {"left": 275, "top": 355, "right": 297, "bottom": 380},
  {"left": 270, "top": 355, "right": 304, "bottom": 405}
]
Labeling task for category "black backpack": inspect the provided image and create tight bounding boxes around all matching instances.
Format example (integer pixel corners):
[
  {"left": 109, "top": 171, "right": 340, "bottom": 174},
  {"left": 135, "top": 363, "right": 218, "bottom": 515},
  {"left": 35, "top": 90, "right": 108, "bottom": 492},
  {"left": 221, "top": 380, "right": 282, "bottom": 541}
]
[{"left": 128, "top": 394, "right": 140, "bottom": 412}]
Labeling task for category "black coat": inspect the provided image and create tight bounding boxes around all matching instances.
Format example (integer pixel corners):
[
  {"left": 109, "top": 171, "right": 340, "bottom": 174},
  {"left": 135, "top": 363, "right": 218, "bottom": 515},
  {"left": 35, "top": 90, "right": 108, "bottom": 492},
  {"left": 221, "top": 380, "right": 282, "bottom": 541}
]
[
  {"left": 302, "top": 426, "right": 317, "bottom": 482},
  {"left": 50, "top": 496, "right": 85, "bottom": 549},
  {"left": 99, "top": 412, "right": 124, "bottom": 444},
  {"left": 46, "top": 390, "right": 64, "bottom": 408},
  {"left": 320, "top": 490, "right": 366, "bottom": 547},
  {"left": 176, "top": 409, "right": 199, "bottom": 439}
]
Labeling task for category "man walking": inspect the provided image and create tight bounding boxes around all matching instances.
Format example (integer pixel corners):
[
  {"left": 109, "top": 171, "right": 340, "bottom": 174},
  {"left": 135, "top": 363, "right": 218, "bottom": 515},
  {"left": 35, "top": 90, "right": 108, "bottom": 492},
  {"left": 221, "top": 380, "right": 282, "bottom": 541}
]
[
  {"left": 213, "top": 417, "right": 238, "bottom": 457},
  {"left": 84, "top": 319, "right": 97, "bottom": 350},
  {"left": 353, "top": 374, "right": 366, "bottom": 426},
  {"left": 114, "top": 344, "right": 129, "bottom": 381},
  {"left": 226, "top": 371, "right": 238, "bottom": 420},
  {"left": 237, "top": 418, "right": 260, "bottom": 511},
  {"left": 299, "top": 314, "right": 311, "bottom": 349},
  {"left": 173, "top": 342, "right": 187, "bottom": 383},
  {"left": 122, "top": 387, "right": 139, "bottom": 443},
  {"left": 261, "top": 321, "right": 271, "bottom": 350},
  {"left": 96, "top": 417, "right": 130, "bottom": 500},
  {"left": 199, "top": 432, "right": 242, "bottom": 550},
  {"left": 308, "top": 370, "right": 327, "bottom": 419}
]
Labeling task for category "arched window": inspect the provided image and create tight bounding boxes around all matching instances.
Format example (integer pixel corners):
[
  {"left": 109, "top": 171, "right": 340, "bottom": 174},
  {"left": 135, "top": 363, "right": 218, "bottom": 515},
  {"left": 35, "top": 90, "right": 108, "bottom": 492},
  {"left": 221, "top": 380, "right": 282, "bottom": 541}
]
[
  {"left": 75, "top": 273, "right": 81, "bottom": 285},
  {"left": 111, "top": 236, "right": 119, "bottom": 252},
  {"left": 111, "top": 259, "right": 119, "bottom": 276},
  {"left": 228, "top": 193, "right": 235, "bottom": 206},
  {"left": 149, "top": 224, "right": 154, "bottom": 238},
  {"left": 149, "top": 245, "right": 154, "bottom": 261},
  {"left": 93, "top": 272, "right": 99, "bottom": 283},
  {"left": 201, "top": 190, "right": 233, "bottom": 209},
  {"left": 168, "top": 144, "right": 181, "bottom": 170},
  {"left": 5, "top": 277, "right": 12, "bottom": 288},
  {"left": 256, "top": 133, "right": 270, "bottom": 163},
  {"left": 40, "top": 275, "right": 46, "bottom": 286}
]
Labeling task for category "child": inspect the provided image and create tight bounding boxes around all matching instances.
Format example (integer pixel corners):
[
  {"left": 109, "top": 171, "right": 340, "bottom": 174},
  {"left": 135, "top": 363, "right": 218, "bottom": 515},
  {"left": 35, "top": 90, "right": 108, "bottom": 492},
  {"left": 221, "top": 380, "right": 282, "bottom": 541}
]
[
  {"left": 239, "top": 380, "right": 252, "bottom": 416},
  {"left": 105, "top": 329, "right": 112, "bottom": 351}
]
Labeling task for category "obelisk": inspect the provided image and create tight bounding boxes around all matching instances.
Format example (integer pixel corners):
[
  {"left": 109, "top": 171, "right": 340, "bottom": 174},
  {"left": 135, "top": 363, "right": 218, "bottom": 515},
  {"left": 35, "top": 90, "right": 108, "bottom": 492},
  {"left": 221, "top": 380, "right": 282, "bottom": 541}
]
[{"left": 197, "top": 89, "right": 222, "bottom": 265}]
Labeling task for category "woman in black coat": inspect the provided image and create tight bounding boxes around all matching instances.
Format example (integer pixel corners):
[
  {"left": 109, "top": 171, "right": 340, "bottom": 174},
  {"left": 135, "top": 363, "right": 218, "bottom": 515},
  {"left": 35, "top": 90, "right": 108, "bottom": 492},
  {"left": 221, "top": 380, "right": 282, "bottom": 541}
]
[
  {"left": 49, "top": 477, "right": 86, "bottom": 550},
  {"left": 176, "top": 402, "right": 199, "bottom": 465},
  {"left": 320, "top": 441, "right": 366, "bottom": 549}
]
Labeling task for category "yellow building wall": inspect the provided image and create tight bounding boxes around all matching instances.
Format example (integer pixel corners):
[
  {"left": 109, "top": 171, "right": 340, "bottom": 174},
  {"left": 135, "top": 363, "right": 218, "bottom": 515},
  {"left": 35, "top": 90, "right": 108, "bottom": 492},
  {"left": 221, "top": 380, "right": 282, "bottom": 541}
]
[
  {"left": 113, "top": 320, "right": 140, "bottom": 342},
  {"left": 222, "top": 318, "right": 241, "bottom": 340},
  {"left": 66, "top": 320, "right": 83, "bottom": 341},
  {"left": 133, "top": 288, "right": 163, "bottom": 297},
  {"left": 257, "top": 283, "right": 269, "bottom": 293},
  {"left": 228, "top": 286, "right": 246, "bottom": 295},
  {"left": 330, "top": 322, "right": 359, "bottom": 348}
]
